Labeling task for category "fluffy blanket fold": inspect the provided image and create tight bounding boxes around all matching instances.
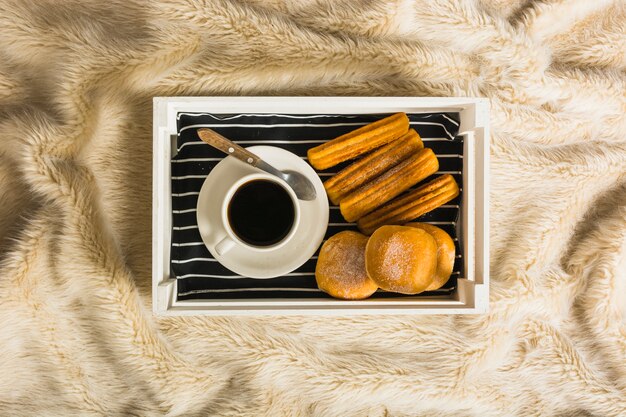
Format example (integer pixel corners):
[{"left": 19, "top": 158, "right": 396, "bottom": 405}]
[{"left": 0, "top": 0, "right": 625, "bottom": 416}]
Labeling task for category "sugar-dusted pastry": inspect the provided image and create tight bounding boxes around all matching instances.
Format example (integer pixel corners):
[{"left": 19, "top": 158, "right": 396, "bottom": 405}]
[
  {"left": 307, "top": 113, "right": 409, "bottom": 170},
  {"left": 365, "top": 225, "right": 437, "bottom": 294},
  {"left": 315, "top": 231, "right": 378, "bottom": 300},
  {"left": 323, "top": 129, "right": 423, "bottom": 205},
  {"left": 357, "top": 174, "right": 459, "bottom": 234},
  {"left": 339, "top": 148, "right": 439, "bottom": 222},
  {"left": 405, "top": 223, "right": 455, "bottom": 291}
]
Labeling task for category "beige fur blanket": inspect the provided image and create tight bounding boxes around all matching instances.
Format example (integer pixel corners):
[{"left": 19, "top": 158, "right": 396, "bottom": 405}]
[{"left": 1, "top": 0, "right": 625, "bottom": 415}]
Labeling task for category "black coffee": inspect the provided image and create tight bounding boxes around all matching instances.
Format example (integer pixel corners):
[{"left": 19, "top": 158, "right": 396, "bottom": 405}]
[{"left": 227, "top": 179, "right": 295, "bottom": 247}]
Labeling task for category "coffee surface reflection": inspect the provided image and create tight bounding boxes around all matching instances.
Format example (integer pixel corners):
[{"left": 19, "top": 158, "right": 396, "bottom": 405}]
[{"left": 227, "top": 179, "right": 295, "bottom": 247}]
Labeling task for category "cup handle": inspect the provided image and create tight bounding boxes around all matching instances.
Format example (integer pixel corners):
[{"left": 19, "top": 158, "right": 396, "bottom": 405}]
[{"left": 215, "top": 236, "right": 236, "bottom": 255}]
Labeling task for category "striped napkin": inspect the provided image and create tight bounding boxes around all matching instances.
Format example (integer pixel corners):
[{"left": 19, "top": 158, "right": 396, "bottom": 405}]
[{"left": 172, "top": 112, "right": 462, "bottom": 300}]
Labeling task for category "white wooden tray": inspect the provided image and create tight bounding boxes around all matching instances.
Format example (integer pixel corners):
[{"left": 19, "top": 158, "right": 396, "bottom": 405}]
[{"left": 153, "top": 97, "right": 489, "bottom": 315}]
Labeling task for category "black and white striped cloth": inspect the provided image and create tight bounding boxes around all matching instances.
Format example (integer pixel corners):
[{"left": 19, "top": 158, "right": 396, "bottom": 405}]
[{"left": 172, "top": 112, "right": 463, "bottom": 300}]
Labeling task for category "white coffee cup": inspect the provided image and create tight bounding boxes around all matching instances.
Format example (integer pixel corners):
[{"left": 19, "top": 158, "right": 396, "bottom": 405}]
[{"left": 215, "top": 173, "right": 301, "bottom": 255}]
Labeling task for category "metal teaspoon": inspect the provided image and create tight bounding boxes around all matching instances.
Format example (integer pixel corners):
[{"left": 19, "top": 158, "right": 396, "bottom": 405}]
[{"left": 197, "top": 128, "right": 317, "bottom": 201}]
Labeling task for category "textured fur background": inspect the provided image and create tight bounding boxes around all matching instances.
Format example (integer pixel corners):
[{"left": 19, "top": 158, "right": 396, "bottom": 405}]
[{"left": 0, "top": 0, "right": 625, "bottom": 415}]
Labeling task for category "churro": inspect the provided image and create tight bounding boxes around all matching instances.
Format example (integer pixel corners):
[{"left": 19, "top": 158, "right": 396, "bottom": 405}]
[
  {"left": 307, "top": 113, "right": 409, "bottom": 170},
  {"left": 357, "top": 174, "right": 460, "bottom": 234}
]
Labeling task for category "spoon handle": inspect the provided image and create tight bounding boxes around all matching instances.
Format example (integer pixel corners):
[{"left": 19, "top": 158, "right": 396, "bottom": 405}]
[{"left": 197, "top": 128, "right": 261, "bottom": 166}]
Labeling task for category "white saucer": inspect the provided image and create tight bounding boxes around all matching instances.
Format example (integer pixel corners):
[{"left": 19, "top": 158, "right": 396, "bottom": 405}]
[{"left": 196, "top": 146, "right": 329, "bottom": 278}]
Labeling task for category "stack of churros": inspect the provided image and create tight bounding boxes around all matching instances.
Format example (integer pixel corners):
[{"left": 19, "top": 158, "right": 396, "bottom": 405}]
[{"left": 307, "top": 112, "right": 460, "bottom": 234}]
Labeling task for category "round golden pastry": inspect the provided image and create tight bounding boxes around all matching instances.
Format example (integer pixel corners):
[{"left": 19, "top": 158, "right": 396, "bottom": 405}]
[
  {"left": 406, "top": 223, "right": 455, "bottom": 291},
  {"left": 315, "top": 231, "right": 378, "bottom": 300},
  {"left": 365, "top": 225, "right": 437, "bottom": 294}
]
